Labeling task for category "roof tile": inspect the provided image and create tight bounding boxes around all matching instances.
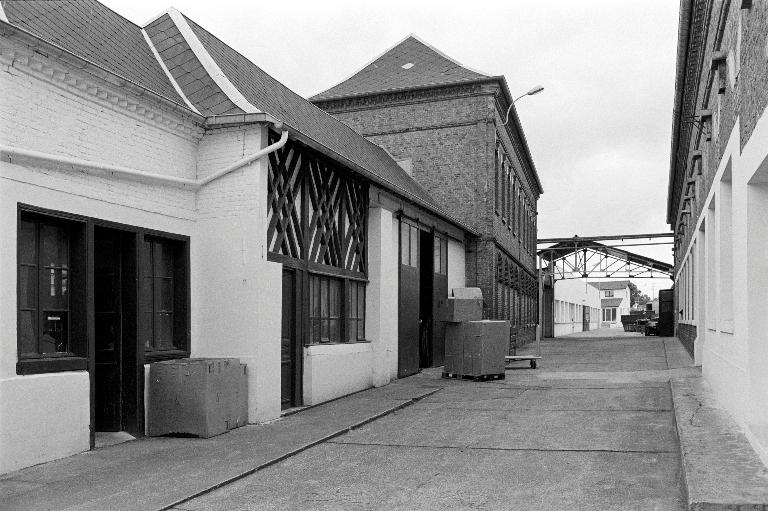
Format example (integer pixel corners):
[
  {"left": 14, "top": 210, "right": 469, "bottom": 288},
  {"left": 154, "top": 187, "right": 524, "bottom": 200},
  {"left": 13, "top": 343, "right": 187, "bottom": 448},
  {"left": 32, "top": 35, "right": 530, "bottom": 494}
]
[{"left": 311, "top": 35, "right": 490, "bottom": 101}]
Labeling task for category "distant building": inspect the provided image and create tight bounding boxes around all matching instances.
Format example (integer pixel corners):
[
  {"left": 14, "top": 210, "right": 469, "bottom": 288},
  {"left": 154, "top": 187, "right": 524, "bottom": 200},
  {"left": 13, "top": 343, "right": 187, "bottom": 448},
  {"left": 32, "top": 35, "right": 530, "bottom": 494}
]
[
  {"left": 311, "top": 35, "right": 544, "bottom": 345},
  {"left": 668, "top": 0, "right": 768, "bottom": 467},
  {"left": 552, "top": 279, "right": 600, "bottom": 336},
  {"left": 589, "top": 281, "right": 631, "bottom": 328}
]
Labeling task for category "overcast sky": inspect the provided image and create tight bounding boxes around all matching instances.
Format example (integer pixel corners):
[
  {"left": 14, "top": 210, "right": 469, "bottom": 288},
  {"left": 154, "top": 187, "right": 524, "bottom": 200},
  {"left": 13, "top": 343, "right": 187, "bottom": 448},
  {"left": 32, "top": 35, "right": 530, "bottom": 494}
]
[{"left": 103, "top": 0, "right": 680, "bottom": 296}]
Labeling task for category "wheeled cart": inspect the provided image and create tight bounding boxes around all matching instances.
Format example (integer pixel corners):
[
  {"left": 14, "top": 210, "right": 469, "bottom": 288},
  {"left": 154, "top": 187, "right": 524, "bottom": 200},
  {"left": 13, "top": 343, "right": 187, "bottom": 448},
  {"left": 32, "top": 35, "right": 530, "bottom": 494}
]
[{"left": 505, "top": 327, "right": 542, "bottom": 369}]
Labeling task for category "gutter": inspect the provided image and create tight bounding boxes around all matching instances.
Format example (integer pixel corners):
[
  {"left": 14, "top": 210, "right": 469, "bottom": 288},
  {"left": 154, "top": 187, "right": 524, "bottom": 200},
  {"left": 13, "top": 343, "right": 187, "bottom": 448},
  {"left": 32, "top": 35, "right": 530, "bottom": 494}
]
[
  {"left": 0, "top": 125, "right": 288, "bottom": 190},
  {"left": 667, "top": 0, "right": 694, "bottom": 225}
]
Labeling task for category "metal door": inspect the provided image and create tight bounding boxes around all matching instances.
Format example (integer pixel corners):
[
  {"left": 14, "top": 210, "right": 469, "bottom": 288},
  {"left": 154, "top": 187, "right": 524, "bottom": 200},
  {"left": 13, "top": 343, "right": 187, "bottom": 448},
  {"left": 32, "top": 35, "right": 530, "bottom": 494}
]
[
  {"left": 94, "top": 228, "right": 122, "bottom": 431},
  {"left": 658, "top": 288, "right": 674, "bottom": 337},
  {"left": 398, "top": 221, "right": 420, "bottom": 377},
  {"left": 281, "top": 269, "right": 300, "bottom": 409},
  {"left": 582, "top": 305, "right": 590, "bottom": 331}
]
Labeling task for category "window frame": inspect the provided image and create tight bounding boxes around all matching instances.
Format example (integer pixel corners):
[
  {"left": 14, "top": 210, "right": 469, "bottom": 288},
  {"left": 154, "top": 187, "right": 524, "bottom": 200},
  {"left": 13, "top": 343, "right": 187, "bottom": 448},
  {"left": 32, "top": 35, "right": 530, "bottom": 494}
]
[
  {"left": 141, "top": 234, "right": 191, "bottom": 361},
  {"left": 17, "top": 206, "right": 88, "bottom": 375},
  {"left": 307, "top": 273, "right": 367, "bottom": 345},
  {"left": 16, "top": 204, "right": 191, "bottom": 374}
]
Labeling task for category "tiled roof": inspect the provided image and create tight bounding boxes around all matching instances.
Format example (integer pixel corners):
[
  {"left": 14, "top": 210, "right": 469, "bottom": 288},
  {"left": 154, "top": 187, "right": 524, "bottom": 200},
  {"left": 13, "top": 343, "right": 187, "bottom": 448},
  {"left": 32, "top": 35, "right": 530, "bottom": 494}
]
[
  {"left": 1, "top": 0, "right": 185, "bottom": 107},
  {"left": 590, "top": 280, "right": 630, "bottom": 291},
  {"left": 601, "top": 298, "right": 624, "bottom": 308},
  {"left": 311, "top": 35, "right": 490, "bottom": 101},
  {"left": 185, "top": 17, "right": 457, "bottom": 218}
]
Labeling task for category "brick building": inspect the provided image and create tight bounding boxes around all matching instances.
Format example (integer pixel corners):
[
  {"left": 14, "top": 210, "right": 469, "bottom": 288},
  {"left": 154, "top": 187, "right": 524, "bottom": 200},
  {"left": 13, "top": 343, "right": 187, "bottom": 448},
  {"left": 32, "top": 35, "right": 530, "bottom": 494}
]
[
  {"left": 0, "top": 1, "right": 475, "bottom": 473},
  {"left": 668, "top": 0, "right": 768, "bottom": 466},
  {"left": 312, "top": 35, "right": 544, "bottom": 345}
]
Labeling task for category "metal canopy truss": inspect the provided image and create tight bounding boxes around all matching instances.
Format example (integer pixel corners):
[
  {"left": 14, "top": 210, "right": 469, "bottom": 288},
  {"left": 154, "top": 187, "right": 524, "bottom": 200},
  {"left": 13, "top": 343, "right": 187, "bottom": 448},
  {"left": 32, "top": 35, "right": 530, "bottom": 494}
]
[{"left": 538, "top": 238, "right": 673, "bottom": 281}]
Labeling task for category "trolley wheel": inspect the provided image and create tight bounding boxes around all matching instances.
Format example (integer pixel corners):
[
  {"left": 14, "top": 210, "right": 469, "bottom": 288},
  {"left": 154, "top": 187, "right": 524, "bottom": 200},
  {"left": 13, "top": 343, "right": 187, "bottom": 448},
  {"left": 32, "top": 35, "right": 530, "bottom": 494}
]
[{"left": 530, "top": 360, "right": 537, "bottom": 369}]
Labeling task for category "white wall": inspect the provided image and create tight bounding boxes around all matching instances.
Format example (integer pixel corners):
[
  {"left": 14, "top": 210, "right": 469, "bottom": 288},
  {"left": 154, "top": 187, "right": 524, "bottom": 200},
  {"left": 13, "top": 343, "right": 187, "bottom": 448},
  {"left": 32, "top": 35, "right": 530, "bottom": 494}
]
[
  {"left": 677, "top": 102, "right": 768, "bottom": 468},
  {"left": 553, "top": 279, "right": 600, "bottom": 336}
]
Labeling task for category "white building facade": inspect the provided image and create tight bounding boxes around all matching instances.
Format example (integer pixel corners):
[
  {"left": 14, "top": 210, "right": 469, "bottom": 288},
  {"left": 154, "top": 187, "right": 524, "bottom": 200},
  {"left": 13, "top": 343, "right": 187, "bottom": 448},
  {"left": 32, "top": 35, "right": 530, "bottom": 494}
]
[
  {"left": 552, "top": 279, "right": 600, "bottom": 337},
  {"left": 590, "top": 281, "right": 631, "bottom": 328},
  {"left": 668, "top": 0, "right": 768, "bottom": 468},
  {"left": 0, "top": 1, "right": 472, "bottom": 474}
]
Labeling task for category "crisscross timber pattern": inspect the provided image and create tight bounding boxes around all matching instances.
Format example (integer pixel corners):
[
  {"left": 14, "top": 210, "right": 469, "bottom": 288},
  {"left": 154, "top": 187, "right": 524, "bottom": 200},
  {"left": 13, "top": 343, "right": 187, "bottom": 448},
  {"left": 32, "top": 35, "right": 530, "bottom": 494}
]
[
  {"left": 267, "top": 131, "right": 368, "bottom": 274},
  {"left": 494, "top": 248, "right": 538, "bottom": 327}
]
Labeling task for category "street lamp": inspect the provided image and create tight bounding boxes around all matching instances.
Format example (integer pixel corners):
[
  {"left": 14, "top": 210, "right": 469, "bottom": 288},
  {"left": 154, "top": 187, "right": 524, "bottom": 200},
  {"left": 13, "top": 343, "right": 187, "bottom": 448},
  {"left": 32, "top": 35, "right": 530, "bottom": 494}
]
[{"left": 502, "top": 85, "right": 544, "bottom": 126}]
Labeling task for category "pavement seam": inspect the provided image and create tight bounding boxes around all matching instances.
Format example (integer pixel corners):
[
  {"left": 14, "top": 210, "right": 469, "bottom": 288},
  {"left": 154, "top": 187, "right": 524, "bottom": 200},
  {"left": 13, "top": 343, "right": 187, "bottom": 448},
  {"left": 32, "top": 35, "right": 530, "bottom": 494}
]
[
  {"left": 157, "top": 388, "right": 442, "bottom": 511},
  {"left": 325, "top": 440, "right": 677, "bottom": 454}
]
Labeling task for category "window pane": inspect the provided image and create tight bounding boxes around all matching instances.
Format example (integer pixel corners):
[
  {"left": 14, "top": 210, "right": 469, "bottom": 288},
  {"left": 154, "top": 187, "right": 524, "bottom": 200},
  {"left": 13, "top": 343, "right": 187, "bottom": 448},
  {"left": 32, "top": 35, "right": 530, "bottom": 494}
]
[
  {"left": 158, "top": 278, "right": 173, "bottom": 311},
  {"left": 321, "top": 319, "right": 329, "bottom": 342},
  {"left": 434, "top": 239, "right": 440, "bottom": 274},
  {"left": 18, "top": 265, "right": 37, "bottom": 309},
  {"left": 156, "top": 313, "right": 173, "bottom": 349},
  {"left": 41, "top": 222, "right": 68, "bottom": 268},
  {"left": 41, "top": 311, "right": 68, "bottom": 353},
  {"left": 153, "top": 240, "right": 174, "bottom": 277},
  {"left": 357, "top": 284, "right": 365, "bottom": 318},
  {"left": 41, "top": 268, "right": 68, "bottom": 310},
  {"left": 19, "top": 219, "right": 36, "bottom": 265},
  {"left": 321, "top": 278, "right": 329, "bottom": 316},
  {"left": 142, "top": 313, "right": 154, "bottom": 349},
  {"left": 401, "top": 223, "right": 409, "bottom": 265},
  {"left": 329, "top": 278, "right": 341, "bottom": 318},
  {"left": 358, "top": 318, "right": 365, "bottom": 340},
  {"left": 410, "top": 227, "right": 418, "bottom": 267},
  {"left": 348, "top": 282, "right": 357, "bottom": 320},
  {"left": 18, "top": 310, "right": 36, "bottom": 355},
  {"left": 141, "top": 277, "right": 153, "bottom": 313},
  {"left": 441, "top": 240, "right": 448, "bottom": 275},
  {"left": 329, "top": 319, "right": 340, "bottom": 343},
  {"left": 311, "top": 318, "right": 321, "bottom": 344},
  {"left": 310, "top": 276, "right": 321, "bottom": 317},
  {"left": 347, "top": 319, "right": 357, "bottom": 342}
]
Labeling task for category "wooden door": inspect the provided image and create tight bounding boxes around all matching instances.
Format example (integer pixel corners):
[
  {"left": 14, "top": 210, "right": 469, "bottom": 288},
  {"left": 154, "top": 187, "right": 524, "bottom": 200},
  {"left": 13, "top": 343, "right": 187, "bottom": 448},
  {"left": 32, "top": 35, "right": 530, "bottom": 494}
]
[
  {"left": 398, "top": 221, "right": 420, "bottom": 377},
  {"left": 94, "top": 228, "right": 123, "bottom": 431},
  {"left": 281, "top": 269, "right": 299, "bottom": 409}
]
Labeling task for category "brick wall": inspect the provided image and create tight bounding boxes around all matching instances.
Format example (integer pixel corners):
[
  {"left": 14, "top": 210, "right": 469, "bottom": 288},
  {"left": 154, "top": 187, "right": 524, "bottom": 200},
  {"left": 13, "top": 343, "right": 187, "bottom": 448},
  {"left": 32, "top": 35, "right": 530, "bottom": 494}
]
[
  {"left": 673, "top": 0, "right": 768, "bottom": 273},
  {"left": 678, "top": 323, "right": 696, "bottom": 358}
]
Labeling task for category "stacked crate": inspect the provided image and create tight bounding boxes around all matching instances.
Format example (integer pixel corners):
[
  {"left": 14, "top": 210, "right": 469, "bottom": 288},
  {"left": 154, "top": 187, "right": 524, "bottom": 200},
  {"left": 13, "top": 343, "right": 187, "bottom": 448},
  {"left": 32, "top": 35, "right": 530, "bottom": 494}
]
[
  {"left": 147, "top": 358, "right": 248, "bottom": 438},
  {"left": 443, "top": 288, "right": 510, "bottom": 381}
]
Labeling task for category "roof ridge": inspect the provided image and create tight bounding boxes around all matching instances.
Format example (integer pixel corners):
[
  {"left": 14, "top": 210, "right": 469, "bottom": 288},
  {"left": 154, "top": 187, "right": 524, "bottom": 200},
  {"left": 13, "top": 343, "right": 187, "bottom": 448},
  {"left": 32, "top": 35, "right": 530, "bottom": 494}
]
[{"left": 310, "top": 33, "right": 490, "bottom": 100}]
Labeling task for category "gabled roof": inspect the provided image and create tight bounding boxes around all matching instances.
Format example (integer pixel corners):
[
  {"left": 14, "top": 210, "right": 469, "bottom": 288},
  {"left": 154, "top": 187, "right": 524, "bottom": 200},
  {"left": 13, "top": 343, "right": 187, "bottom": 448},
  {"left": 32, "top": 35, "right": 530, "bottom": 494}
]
[
  {"left": 311, "top": 34, "right": 490, "bottom": 101},
  {"left": 591, "top": 281, "right": 630, "bottom": 291},
  {"left": 601, "top": 298, "right": 624, "bottom": 308},
  {"left": 0, "top": 0, "right": 185, "bottom": 107},
  {"left": 180, "top": 16, "right": 467, "bottom": 226}
]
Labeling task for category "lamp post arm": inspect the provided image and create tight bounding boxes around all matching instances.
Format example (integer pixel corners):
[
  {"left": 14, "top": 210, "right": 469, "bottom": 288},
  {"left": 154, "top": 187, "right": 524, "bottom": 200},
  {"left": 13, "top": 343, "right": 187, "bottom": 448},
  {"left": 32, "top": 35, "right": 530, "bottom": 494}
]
[{"left": 502, "top": 93, "right": 529, "bottom": 126}]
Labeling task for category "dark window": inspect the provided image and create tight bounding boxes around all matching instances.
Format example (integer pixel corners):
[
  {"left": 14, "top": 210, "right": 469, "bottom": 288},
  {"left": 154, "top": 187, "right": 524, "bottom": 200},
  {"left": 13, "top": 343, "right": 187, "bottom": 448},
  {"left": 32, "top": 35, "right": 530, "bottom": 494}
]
[
  {"left": 511, "top": 178, "right": 517, "bottom": 235},
  {"left": 500, "top": 157, "right": 507, "bottom": 223},
  {"left": 309, "top": 274, "right": 365, "bottom": 344},
  {"left": 400, "top": 222, "right": 419, "bottom": 267},
  {"left": 142, "top": 236, "right": 188, "bottom": 353},
  {"left": 18, "top": 216, "right": 70, "bottom": 355},
  {"left": 347, "top": 280, "right": 366, "bottom": 342},
  {"left": 17, "top": 211, "right": 87, "bottom": 373},
  {"left": 434, "top": 236, "right": 448, "bottom": 275}
]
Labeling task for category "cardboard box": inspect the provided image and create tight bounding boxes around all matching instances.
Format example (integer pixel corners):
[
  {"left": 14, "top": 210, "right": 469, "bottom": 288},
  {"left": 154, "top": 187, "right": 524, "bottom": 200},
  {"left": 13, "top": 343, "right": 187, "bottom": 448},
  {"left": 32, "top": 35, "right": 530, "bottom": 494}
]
[
  {"left": 148, "top": 358, "right": 248, "bottom": 438},
  {"left": 443, "top": 297, "right": 483, "bottom": 322},
  {"left": 444, "top": 321, "right": 509, "bottom": 376}
]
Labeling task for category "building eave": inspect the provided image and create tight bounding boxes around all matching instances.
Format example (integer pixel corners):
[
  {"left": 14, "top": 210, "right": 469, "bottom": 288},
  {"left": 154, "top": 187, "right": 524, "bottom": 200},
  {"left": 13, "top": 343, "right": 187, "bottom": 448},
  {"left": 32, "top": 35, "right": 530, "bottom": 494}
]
[
  {"left": 667, "top": 0, "right": 694, "bottom": 225},
  {"left": 0, "top": 19, "right": 205, "bottom": 124}
]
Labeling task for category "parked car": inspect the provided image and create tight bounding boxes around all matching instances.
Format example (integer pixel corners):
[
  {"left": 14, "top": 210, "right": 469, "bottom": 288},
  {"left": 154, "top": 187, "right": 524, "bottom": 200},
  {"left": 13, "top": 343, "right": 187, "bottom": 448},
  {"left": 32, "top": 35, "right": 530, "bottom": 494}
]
[{"left": 644, "top": 319, "right": 659, "bottom": 336}]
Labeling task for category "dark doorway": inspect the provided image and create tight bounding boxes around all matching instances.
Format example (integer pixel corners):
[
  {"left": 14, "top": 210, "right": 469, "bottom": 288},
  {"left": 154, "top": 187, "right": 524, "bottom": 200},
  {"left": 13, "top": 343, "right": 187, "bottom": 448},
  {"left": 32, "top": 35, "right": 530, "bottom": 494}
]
[
  {"left": 418, "top": 230, "right": 434, "bottom": 368},
  {"left": 582, "top": 304, "right": 591, "bottom": 331},
  {"left": 658, "top": 288, "right": 674, "bottom": 337},
  {"left": 398, "top": 221, "right": 420, "bottom": 377},
  {"left": 543, "top": 279, "right": 554, "bottom": 338},
  {"left": 432, "top": 237, "right": 448, "bottom": 368},
  {"left": 281, "top": 269, "right": 301, "bottom": 409},
  {"left": 94, "top": 227, "right": 138, "bottom": 433}
]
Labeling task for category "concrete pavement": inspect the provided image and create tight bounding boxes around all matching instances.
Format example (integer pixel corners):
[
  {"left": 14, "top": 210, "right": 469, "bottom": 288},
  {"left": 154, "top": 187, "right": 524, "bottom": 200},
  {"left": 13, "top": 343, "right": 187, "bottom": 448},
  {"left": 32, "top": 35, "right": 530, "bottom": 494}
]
[
  {"left": 173, "top": 332, "right": 693, "bottom": 511},
  {"left": 8, "top": 330, "right": 745, "bottom": 510}
]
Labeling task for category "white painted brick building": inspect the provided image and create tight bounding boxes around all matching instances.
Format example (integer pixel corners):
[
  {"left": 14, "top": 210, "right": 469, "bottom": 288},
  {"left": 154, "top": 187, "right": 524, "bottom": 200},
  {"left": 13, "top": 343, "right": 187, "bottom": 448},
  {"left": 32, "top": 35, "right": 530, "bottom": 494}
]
[{"left": 0, "top": 0, "right": 473, "bottom": 474}]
